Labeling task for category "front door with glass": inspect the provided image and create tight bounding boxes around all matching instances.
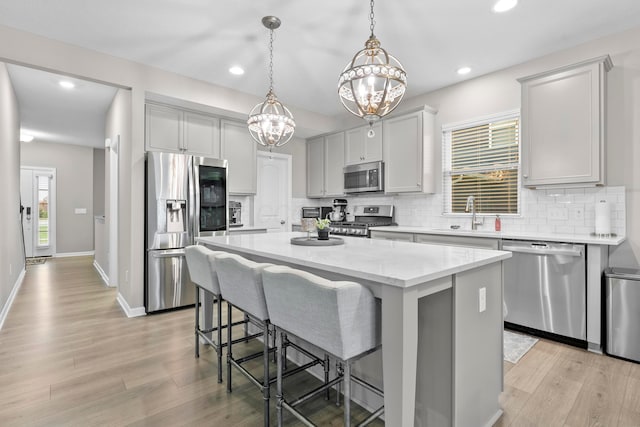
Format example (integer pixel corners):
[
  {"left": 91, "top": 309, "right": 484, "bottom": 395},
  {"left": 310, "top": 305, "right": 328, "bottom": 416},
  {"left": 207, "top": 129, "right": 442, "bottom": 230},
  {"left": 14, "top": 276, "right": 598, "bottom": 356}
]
[{"left": 20, "top": 167, "right": 56, "bottom": 258}]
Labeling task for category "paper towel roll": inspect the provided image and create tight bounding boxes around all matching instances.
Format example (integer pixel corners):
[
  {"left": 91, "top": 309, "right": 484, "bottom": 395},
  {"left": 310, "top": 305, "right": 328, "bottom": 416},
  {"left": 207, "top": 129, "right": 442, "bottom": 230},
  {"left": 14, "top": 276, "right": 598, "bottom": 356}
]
[{"left": 595, "top": 200, "right": 611, "bottom": 236}]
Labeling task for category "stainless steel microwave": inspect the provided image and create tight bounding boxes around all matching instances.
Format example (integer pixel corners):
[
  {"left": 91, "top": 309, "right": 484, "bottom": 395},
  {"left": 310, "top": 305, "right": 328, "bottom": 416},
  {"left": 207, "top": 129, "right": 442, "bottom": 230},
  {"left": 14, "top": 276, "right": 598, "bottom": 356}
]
[
  {"left": 301, "top": 206, "right": 333, "bottom": 219},
  {"left": 344, "top": 161, "right": 384, "bottom": 194}
]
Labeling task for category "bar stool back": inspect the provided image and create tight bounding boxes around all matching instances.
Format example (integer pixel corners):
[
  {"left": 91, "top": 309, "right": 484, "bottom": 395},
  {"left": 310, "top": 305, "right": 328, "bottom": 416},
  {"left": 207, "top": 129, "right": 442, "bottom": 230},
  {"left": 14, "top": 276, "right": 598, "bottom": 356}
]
[
  {"left": 215, "top": 252, "right": 274, "bottom": 427},
  {"left": 262, "top": 265, "right": 384, "bottom": 427},
  {"left": 185, "top": 245, "right": 226, "bottom": 383}
]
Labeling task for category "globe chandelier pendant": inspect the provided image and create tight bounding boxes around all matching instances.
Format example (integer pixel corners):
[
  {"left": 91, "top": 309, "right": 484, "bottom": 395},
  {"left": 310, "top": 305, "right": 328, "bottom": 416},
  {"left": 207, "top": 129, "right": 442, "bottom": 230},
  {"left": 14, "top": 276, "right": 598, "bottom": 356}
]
[
  {"left": 338, "top": 0, "right": 407, "bottom": 137},
  {"left": 247, "top": 16, "right": 295, "bottom": 150}
]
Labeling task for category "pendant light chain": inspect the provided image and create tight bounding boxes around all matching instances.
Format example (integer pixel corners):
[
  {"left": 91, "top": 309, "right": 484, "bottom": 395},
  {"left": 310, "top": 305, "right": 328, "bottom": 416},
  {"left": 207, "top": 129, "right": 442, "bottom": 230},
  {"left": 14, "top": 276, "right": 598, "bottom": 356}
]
[
  {"left": 369, "top": 0, "right": 376, "bottom": 37},
  {"left": 268, "top": 27, "right": 275, "bottom": 93}
]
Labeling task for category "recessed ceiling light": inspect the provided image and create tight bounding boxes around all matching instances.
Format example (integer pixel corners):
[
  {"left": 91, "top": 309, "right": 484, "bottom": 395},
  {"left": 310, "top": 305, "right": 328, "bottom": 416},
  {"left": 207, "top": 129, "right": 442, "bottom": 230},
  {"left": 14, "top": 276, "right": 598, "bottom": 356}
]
[
  {"left": 229, "top": 66, "right": 245, "bottom": 76},
  {"left": 20, "top": 132, "right": 34, "bottom": 143},
  {"left": 457, "top": 66, "right": 472, "bottom": 75},
  {"left": 59, "top": 80, "right": 75, "bottom": 89},
  {"left": 493, "top": 0, "right": 518, "bottom": 13}
]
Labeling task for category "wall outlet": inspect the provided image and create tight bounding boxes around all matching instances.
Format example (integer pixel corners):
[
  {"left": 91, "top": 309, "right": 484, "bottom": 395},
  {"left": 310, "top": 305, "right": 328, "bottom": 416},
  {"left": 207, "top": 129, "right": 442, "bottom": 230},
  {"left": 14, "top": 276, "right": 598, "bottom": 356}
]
[
  {"left": 571, "top": 206, "right": 584, "bottom": 220},
  {"left": 548, "top": 207, "right": 568, "bottom": 220},
  {"left": 478, "top": 287, "right": 486, "bottom": 313}
]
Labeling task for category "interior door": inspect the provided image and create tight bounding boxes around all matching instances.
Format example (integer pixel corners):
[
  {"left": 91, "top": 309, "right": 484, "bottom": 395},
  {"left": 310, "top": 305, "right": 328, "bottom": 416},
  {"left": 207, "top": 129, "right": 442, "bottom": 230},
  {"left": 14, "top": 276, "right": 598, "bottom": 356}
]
[
  {"left": 20, "top": 167, "right": 56, "bottom": 257},
  {"left": 254, "top": 152, "right": 291, "bottom": 232}
]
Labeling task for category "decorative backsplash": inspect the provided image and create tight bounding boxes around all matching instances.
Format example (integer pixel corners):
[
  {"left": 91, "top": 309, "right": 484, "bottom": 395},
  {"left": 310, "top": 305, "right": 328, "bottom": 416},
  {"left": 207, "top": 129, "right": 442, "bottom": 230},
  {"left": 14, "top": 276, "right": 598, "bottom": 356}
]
[{"left": 302, "top": 185, "right": 626, "bottom": 237}]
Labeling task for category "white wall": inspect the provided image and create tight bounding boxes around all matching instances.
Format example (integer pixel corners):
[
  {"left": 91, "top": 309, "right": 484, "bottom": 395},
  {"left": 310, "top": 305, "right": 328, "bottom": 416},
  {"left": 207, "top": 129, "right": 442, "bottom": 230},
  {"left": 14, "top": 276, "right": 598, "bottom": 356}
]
[
  {"left": 105, "top": 88, "right": 133, "bottom": 305},
  {"left": 0, "top": 62, "right": 25, "bottom": 327},
  {"left": 21, "top": 141, "right": 95, "bottom": 254},
  {"left": 93, "top": 148, "right": 105, "bottom": 216}
]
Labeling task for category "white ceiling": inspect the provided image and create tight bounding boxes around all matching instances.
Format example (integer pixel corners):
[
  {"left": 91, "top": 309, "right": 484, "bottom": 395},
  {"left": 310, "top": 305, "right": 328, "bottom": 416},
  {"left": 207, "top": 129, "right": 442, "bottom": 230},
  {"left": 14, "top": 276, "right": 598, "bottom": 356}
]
[
  {"left": 2, "top": 0, "right": 640, "bottom": 147},
  {"left": 7, "top": 65, "right": 117, "bottom": 148}
]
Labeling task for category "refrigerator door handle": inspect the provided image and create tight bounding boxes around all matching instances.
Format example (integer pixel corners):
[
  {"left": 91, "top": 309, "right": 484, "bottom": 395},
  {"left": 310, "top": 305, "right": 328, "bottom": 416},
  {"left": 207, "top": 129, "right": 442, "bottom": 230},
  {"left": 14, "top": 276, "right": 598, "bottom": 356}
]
[{"left": 149, "top": 248, "right": 186, "bottom": 258}]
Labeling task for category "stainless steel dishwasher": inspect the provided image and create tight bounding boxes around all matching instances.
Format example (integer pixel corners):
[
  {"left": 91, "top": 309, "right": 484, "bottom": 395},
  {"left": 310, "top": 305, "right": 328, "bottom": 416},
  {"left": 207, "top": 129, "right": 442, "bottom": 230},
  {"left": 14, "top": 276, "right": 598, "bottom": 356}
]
[{"left": 502, "top": 240, "right": 586, "bottom": 344}]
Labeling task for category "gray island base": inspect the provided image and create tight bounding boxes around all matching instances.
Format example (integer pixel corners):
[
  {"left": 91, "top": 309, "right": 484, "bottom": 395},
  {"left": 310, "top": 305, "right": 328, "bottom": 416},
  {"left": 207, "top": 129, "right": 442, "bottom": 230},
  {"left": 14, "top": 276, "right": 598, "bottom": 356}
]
[{"left": 198, "top": 232, "right": 511, "bottom": 426}]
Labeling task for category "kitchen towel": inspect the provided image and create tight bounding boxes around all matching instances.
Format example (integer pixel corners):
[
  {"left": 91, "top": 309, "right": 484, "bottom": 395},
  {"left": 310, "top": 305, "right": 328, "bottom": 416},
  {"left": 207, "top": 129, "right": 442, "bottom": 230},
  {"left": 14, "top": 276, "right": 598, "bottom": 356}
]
[{"left": 595, "top": 199, "right": 611, "bottom": 235}]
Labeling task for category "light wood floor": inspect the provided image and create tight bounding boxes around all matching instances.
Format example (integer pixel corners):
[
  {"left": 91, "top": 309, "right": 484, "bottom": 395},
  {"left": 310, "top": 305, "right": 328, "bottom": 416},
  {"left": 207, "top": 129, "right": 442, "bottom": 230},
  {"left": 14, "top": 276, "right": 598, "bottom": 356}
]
[
  {"left": 1, "top": 257, "right": 639, "bottom": 426},
  {"left": 0, "top": 256, "right": 382, "bottom": 426}
]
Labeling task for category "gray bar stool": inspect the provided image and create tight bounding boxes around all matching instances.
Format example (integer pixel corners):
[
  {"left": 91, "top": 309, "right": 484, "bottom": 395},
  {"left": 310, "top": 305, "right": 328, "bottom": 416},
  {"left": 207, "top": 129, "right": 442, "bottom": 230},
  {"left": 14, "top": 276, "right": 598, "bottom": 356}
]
[
  {"left": 186, "top": 245, "right": 250, "bottom": 383},
  {"left": 185, "top": 245, "right": 228, "bottom": 383},
  {"left": 215, "top": 252, "right": 276, "bottom": 427},
  {"left": 262, "top": 265, "right": 384, "bottom": 427}
]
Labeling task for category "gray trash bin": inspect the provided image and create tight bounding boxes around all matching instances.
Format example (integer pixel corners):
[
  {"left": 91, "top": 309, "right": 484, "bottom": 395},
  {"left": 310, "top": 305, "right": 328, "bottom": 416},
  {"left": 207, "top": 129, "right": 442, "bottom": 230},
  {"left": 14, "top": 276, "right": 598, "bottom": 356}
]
[{"left": 605, "top": 267, "right": 640, "bottom": 362}]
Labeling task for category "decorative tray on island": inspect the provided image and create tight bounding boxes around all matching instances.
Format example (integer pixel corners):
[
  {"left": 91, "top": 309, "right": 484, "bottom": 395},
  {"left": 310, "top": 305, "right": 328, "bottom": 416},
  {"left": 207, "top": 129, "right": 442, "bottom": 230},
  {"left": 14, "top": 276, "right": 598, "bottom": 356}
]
[{"left": 290, "top": 236, "right": 344, "bottom": 246}]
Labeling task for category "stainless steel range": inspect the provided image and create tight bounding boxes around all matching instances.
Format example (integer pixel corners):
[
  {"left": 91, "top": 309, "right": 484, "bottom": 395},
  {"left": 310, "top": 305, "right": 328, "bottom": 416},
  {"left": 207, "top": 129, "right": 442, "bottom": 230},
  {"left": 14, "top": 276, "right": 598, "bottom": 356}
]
[{"left": 329, "top": 205, "right": 394, "bottom": 237}]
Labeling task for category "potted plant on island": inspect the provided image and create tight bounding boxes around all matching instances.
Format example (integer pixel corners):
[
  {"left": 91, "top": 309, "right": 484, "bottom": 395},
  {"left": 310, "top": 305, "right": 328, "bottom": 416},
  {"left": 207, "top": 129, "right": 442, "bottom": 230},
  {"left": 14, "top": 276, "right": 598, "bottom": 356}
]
[{"left": 315, "top": 218, "right": 331, "bottom": 240}]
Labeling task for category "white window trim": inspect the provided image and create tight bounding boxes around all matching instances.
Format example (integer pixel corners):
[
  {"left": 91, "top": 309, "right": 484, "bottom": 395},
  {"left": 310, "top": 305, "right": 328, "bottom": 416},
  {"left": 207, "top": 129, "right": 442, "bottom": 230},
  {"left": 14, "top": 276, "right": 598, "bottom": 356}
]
[{"left": 442, "top": 110, "right": 522, "bottom": 217}]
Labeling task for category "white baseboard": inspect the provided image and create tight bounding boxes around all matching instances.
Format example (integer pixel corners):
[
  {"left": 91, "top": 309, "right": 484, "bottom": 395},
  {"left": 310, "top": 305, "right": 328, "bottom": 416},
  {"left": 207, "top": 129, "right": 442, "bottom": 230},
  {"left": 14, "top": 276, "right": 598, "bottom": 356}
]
[
  {"left": 92, "top": 260, "right": 111, "bottom": 287},
  {"left": 117, "top": 293, "right": 146, "bottom": 318},
  {"left": 0, "top": 268, "right": 26, "bottom": 331},
  {"left": 55, "top": 251, "right": 95, "bottom": 258}
]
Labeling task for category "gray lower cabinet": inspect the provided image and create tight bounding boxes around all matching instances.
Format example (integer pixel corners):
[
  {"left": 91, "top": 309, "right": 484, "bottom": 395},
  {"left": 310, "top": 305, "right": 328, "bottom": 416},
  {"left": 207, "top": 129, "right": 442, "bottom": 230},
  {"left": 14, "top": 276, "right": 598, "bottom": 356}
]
[
  {"left": 414, "top": 233, "right": 500, "bottom": 250},
  {"left": 370, "top": 230, "right": 414, "bottom": 242},
  {"left": 371, "top": 231, "right": 500, "bottom": 249}
]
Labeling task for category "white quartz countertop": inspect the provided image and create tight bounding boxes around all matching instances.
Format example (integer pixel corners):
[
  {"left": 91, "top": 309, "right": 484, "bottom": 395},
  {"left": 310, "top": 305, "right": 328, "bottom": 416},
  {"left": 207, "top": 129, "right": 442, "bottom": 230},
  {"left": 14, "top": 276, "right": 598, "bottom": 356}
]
[
  {"left": 197, "top": 232, "right": 511, "bottom": 289},
  {"left": 372, "top": 226, "right": 626, "bottom": 246}
]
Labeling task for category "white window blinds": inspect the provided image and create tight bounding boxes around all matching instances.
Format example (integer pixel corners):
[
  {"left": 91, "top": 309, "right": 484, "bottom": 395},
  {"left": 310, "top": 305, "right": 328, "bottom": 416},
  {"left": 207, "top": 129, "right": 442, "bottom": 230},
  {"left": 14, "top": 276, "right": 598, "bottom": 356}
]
[{"left": 443, "top": 111, "right": 520, "bottom": 215}]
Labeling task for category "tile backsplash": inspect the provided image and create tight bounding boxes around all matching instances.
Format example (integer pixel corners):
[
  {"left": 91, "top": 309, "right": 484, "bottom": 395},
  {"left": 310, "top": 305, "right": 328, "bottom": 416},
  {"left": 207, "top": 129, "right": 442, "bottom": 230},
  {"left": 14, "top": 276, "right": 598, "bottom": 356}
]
[{"left": 301, "top": 185, "right": 626, "bottom": 237}]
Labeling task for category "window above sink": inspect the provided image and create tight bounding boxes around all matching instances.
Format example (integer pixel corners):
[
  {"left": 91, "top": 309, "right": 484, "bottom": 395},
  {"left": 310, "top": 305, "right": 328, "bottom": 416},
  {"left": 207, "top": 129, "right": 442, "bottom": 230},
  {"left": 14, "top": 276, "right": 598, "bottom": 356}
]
[{"left": 442, "top": 110, "right": 521, "bottom": 216}]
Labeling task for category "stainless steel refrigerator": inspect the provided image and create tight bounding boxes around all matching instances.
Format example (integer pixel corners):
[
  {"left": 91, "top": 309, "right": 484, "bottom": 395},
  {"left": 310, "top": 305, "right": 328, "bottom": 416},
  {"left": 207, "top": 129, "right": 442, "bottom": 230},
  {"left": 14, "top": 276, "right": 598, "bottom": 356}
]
[{"left": 145, "top": 152, "right": 228, "bottom": 313}]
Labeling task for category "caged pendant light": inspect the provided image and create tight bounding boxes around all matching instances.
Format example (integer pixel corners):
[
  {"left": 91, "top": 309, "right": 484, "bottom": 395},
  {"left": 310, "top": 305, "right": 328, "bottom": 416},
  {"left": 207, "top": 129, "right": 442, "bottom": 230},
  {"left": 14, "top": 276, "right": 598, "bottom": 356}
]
[
  {"left": 338, "top": 0, "right": 407, "bottom": 137},
  {"left": 247, "top": 16, "right": 295, "bottom": 150}
]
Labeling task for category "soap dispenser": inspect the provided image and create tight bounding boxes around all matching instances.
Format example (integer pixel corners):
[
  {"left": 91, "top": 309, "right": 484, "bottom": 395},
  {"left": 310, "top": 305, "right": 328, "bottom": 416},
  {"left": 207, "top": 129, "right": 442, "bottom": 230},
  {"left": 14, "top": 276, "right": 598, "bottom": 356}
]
[{"left": 494, "top": 215, "right": 501, "bottom": 232}]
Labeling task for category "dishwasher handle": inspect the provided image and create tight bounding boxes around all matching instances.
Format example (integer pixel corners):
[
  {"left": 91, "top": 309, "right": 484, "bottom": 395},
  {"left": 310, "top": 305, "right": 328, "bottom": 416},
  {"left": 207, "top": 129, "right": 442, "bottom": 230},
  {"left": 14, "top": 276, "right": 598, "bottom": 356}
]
[{"left": 502, "top": 243, "right": 583, "bottom": 257}]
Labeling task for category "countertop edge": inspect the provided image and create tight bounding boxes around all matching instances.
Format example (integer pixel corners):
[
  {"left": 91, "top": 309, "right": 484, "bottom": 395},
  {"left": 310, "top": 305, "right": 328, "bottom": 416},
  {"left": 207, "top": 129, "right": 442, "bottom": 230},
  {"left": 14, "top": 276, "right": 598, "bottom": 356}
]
[{"left": 371, "top": 226, "right": 626, "bottom": 246}]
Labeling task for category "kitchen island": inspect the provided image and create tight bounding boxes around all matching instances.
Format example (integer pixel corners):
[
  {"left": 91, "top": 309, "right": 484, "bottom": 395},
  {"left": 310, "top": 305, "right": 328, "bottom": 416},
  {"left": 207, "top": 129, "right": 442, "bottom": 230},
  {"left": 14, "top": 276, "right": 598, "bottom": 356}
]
[{"left": 198, "top": 232, "right": 511, "bottom": 427}]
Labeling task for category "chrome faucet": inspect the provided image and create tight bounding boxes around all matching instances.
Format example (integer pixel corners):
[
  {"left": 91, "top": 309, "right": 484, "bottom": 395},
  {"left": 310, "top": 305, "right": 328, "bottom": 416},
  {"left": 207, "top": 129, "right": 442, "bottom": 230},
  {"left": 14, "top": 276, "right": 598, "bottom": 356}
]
[{"left": 465, "top": 195, "right": 483, "bottom": 230}]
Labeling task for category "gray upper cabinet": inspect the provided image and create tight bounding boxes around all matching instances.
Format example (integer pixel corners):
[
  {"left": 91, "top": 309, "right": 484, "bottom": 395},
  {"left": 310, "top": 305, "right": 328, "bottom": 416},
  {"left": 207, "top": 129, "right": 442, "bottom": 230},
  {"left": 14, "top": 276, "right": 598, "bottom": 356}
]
[
  {"left": 145, "top": 103, "right": 182, "bottom": 152},
  {"left": 344, "top": 122, "right": 382, "bottom": 165},
  {"left": 306, "top": 131, "right": 345, "bottom": 198},
  {"left": 519, "top": 55, "right": 612, "bottom": 187},
  {"left": 184, "top": 111, "right": 220, "bottom": 157},
  {"left": 382, "top": 108, "right": 436, "bottom": 194},
  {"left": 145, "top": 103, "right": 220, "bottom": 157},
  {"left": 220, "top": 119, "right": 257, "bottom": 195}
]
